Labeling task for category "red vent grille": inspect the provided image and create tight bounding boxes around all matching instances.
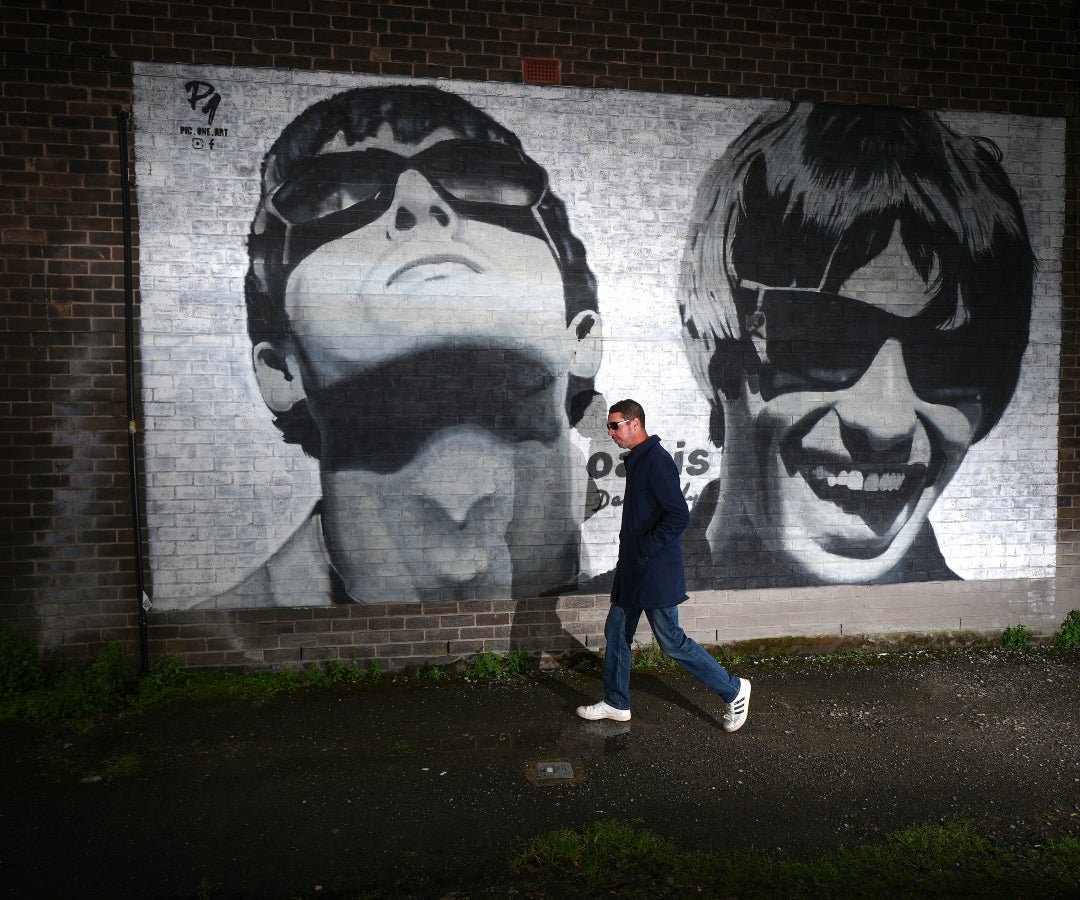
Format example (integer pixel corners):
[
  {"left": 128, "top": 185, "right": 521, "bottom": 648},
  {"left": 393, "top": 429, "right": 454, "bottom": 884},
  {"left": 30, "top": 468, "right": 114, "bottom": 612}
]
[{"left": 523, "top": 58, "right": 560, "bottom": 85}]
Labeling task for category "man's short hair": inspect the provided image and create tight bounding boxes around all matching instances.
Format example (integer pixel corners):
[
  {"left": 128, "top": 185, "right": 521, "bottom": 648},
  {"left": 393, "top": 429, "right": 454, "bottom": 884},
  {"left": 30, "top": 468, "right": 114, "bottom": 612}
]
[
  {"left": 609, "top": 399, "right": 645, "bottom": 430},
  {"left": 679, "top": 102, "right": 1034, "bottom": 445},
  {"left": 246, "top": 85, "right": 599, "bottom": 453}
]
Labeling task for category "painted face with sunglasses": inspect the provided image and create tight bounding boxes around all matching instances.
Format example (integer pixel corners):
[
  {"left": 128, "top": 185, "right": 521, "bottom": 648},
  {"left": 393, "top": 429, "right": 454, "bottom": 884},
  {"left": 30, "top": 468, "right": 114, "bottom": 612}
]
[
  {"left": 680, "top": 104, "right": 1033, "bottom": 589},
  {"left": 248, "top": 92, "right": 601, "bottom": 604},
  {"left": 261, "top": 123, "right": 596, "bottom": 393},
  {"left": 720, "top": 224, "right": 986, "bottom": 583}
]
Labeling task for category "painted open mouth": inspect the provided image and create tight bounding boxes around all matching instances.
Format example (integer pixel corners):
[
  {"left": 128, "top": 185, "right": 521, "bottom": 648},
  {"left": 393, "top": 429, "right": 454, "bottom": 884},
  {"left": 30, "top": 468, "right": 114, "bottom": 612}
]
[
  {"left": 773, "top": 406, "right": 948, "bottom": 543},
  {"left": 798, "top": 458, "right": 928, "bottom": 535},
  {"left": 807, "top": 465, "right": 912, "bottom": 495}
]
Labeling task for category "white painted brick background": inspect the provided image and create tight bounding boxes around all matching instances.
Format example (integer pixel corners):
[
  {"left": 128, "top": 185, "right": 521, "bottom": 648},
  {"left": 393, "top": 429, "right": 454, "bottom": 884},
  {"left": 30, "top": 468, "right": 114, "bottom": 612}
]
[{"left": 133, "top": 63, "right": 1063, "bottom": 614}]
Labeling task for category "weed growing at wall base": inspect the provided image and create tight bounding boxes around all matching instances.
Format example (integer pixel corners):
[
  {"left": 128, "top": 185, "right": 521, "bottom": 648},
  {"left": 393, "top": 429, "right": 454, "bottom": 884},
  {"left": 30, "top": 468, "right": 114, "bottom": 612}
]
[
  {"left": 1002, "top": 612, "right": 1080, "bottom": 652},
  {"left": 0, "top": 639, "right": 391, "bottom": 730},
  {"left": 627, "top": 641, "right": 745, "bottom": 672},
  {"left": 631, "top": 642, "right": 678, "bottom": 672},
  {"left": 1057, "top": 610, "right": 1080, "bottom": 649},
  {"left": 506, "top": 648, "right": 531, "bottom": 674},
  {"left": 0, "top": 640, "right": 131, "bottom": 731},
  {"left": 6, "top": 627, "right": 1074, "bottom": 735},
  {"left": 0, "top": 623, "right": 44, "bottom": 698},
  {"left": 0, "top": 636, "right": 543, "bottom": 729},
  {"left": 1002, "top": 624, "right": 1034, "bottom": 651},
  {"left": 466, "top": 648, "right": 533, "bottom": 679}
]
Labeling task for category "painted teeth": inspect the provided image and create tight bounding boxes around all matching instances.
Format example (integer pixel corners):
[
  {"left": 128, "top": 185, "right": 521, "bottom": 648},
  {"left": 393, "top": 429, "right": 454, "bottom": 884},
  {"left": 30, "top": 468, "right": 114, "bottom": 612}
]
[{"left": 812, "top": 466, "right": 906, "bottom": 492}]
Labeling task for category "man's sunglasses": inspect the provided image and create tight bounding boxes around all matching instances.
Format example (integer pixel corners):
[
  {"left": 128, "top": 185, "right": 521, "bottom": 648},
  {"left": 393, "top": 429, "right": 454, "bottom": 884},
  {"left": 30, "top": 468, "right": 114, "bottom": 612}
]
[
  {"left": 263, "top": 139, "right": 553, "bottom": 267},
  {"left": 739, "top": 283, "right": 991, "bottom": 407},
  {"left": 607, "top": 419, "right": 633, "bottom": 431}
]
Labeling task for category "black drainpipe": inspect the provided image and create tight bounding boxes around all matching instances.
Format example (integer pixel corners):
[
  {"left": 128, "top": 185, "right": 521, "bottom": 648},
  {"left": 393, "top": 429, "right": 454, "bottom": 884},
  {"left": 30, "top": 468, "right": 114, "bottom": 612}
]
[{"left": 117, "top": 107, "right": 150, "bottom": 675}]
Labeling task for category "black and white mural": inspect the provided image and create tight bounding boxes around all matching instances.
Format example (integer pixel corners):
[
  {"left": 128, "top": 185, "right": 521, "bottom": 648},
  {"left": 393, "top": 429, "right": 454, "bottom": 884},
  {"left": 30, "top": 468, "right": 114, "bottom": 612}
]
[
  {"left": 679, "top": 103, "right": 1042, "bottom": 588},
  {"left": 218, "top": 85, "right": 602, "bottom": 605},
  {"left": 133, "top": 64, "right": 1063, "bottom": 611}
]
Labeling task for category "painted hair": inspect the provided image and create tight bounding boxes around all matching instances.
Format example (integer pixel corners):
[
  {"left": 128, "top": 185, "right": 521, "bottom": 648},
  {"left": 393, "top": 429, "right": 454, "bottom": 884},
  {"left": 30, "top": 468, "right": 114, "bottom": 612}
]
[{"left": 679, "top": 102, "right": 1034, "bottom": 444}]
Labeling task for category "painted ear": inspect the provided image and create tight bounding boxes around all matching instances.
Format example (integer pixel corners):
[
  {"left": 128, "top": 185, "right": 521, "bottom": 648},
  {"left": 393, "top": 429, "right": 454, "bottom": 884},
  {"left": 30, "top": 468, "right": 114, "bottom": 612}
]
[
  {"left": 252, "top": 341, "right": 307, "bottom": 413},
  {"left": 567, "top": 310, "right": 602, "bottom": 378}
]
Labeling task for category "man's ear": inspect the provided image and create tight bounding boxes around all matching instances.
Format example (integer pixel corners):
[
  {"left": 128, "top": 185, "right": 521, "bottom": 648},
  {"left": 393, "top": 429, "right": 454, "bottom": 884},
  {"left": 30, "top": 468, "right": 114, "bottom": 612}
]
[
  {"left": 252, "top": 341, "right": 307, "bottom": 413},
  {"left": 567, "top": 310, "right": 602, "bottom": 378}
]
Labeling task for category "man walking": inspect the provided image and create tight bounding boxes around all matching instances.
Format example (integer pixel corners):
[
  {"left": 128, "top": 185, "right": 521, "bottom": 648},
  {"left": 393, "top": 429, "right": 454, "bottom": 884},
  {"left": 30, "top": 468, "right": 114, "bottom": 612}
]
[{"left": 577, "top": 400, "right": 751, "bottom": 732}]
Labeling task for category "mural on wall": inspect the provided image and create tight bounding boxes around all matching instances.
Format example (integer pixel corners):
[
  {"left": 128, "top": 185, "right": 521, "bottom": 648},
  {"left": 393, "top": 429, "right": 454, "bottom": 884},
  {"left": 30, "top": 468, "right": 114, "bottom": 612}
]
[
  {"left": 678, "top": 103, "right": 1037, "bottom": 589},
  {"left": 217, "top": 85, "right": 604, "bottom": 606},
  {"left": 132, "top": 64, "right": 1063, "bottom": 612}
]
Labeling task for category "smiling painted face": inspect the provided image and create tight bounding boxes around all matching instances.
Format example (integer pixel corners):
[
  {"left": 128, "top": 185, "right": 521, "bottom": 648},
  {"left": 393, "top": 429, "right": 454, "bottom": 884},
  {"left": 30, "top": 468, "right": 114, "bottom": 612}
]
[{"left": 722, "top": 225, "right": 982, "bottom": 583}]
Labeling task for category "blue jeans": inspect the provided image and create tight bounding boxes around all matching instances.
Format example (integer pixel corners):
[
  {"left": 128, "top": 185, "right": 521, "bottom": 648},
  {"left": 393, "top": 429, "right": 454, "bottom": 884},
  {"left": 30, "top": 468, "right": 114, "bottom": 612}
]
[{"left": 602, "top": 602, "right": 741, "bottom": 710}]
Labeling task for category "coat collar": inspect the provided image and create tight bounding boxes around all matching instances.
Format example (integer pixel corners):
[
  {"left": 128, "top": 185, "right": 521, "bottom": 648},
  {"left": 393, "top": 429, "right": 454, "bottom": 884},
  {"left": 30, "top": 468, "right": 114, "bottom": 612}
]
[{"left": 625, "top": 434, "right": 660, "bottom": 473}]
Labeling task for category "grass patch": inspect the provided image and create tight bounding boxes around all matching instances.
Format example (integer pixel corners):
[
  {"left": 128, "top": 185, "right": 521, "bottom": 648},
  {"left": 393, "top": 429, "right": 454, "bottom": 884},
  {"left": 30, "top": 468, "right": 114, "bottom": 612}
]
[
  {"left": 0, "top": 643, "right": 387, "bottom": 731},
  {"left": 1, "top": 640, "right": 132, "bottom": 732},
  {"left": 0, "top": 623, "right": 44, "bottom": 699},
  {"left": 505, "top": 648, "right": 532, "bottom": 675},
  {"left": 467, "top": 649, "right": 507, "bottom": 680},
  {"left": 823, "top": 649, "right": 868, "bottom": 663},
  {"left": 0, "top": 638, "right": 544, "bottom": 731},
  {"left": 128, "top": 655, "right": 378, "bottom": 714},
  {"left": 1003, "top": 624, "right": 1034, "bottom": 651},
  {"left": 1057, "top": 610, "right": 1080, "bottom": 649},
  {"left": 631, "top": 642, "right": 678, "bottom": 672},
  {"left": 466, "top": 648, "right": 534, "bottom": 680},
  {"left": 509, "top": 818, "right": 1080, "bottom": 899}
]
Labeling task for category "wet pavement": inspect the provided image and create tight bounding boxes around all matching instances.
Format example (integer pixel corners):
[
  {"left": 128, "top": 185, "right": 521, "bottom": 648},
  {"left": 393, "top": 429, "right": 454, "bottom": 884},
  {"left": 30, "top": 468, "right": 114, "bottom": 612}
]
[{"left": 2, "top": 646, "right": 1079, "bottom": 898}]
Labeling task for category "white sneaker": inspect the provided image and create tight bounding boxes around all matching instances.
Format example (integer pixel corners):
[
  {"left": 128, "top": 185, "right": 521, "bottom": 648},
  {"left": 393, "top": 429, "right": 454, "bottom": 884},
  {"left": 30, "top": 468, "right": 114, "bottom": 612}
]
[
  {"left": 576, "top": 699, "right": 631, "bottom": 722},
  {"left": 722, "top": 678, "right": 751, "bottom": 733}
]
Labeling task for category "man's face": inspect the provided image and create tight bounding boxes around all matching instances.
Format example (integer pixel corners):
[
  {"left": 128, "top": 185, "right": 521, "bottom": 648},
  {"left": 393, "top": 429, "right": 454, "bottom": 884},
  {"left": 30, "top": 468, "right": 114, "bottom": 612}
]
[
  {"left": 607, "top": 413, "right": 644, "bottom": 451},
  {"left": 724, "top": 225, "right": 982, "bottom": 583}
]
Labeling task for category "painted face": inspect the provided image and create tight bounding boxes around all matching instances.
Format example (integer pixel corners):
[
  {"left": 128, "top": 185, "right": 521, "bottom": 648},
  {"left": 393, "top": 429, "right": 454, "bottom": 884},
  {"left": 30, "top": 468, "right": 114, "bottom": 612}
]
[
  {"left": 257, "top": 125, "right": 596, "bottom": 600},
  {"left": 725, "top": 225, "right": 981, "bottom": 583},
  {"left": 279, "top": 125, "right": 589, "bottom": 393}
]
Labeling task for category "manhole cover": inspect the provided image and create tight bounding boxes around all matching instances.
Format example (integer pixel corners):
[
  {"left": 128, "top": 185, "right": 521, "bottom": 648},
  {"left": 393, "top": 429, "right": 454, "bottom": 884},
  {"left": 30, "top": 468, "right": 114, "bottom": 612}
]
[
  {"left": 538, "top": 761, "right": 574, "bottom": 780},
  {"left": 525, "top": 759, "right": 585, "bottom": 785}
]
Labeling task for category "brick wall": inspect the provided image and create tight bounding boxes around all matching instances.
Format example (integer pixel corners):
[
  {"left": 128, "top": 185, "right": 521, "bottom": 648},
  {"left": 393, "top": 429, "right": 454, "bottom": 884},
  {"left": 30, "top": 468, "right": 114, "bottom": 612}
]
[{"left": 1, "top": 0, "right": 1077, "bottom": 671}]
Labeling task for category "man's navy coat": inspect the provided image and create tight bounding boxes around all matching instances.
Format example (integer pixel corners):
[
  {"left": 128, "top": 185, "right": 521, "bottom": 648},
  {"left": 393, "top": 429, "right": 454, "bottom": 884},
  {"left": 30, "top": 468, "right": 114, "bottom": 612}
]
[{"left": 611, "top": 434, "right": 691, "bottom": 609}]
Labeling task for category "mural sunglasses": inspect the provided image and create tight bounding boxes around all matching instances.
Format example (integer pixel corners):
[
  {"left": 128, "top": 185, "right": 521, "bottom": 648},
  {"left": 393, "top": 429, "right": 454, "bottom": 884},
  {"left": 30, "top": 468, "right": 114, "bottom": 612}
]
[
  {"left": 740, "top": 283, "right": 988, "bottom": 406},
  {"left": 264, "top": 139, "right": 553, "bottom": 266}
]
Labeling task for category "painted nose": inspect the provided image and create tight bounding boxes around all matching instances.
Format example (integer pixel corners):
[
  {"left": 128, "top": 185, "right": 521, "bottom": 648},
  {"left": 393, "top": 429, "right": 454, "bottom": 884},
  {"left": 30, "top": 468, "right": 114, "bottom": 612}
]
[
  {"left": 417, "top": 439, "right": 514, "bottom": 526},
  {"left": 386, "top": 169, "right": 458, "bottom": 236},
  {"left": 834, "top": 339, "right": 921, "bottom": 458}
]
